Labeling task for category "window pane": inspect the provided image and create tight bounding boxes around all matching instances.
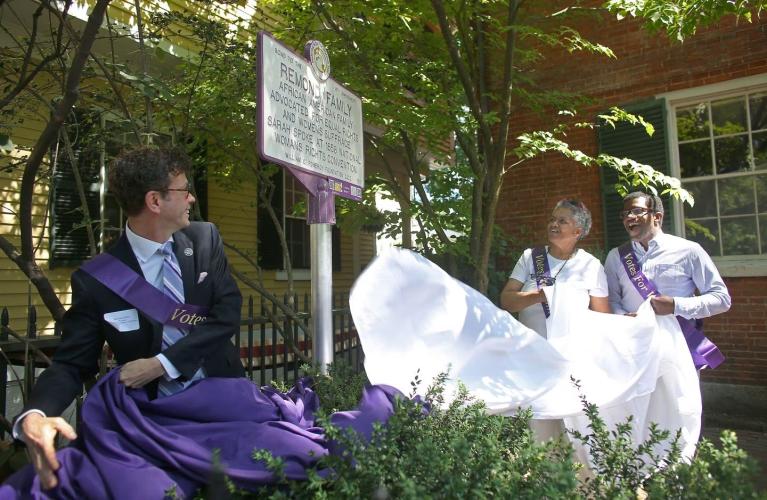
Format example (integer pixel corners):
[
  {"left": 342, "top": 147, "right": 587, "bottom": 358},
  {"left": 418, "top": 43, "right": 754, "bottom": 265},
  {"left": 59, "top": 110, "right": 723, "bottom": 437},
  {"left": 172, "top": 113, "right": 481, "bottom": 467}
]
[
  {"left": 754, "top": 131, "right": 767, "bottom": 170},
  {"left": 684, "top": 180, "right": 716, "bottom": 218},
  {"left": 750, "top": 92, "right": 767, "bottom": 131},
  {"left": 685, "top": 218, "right": 719, "bottom": 256},
  {"left": 756, "top": 174, "right": 767, "bottom": 213},
  {"left": 285, "top": 217, "right": 310, "bottom": 268},
  {"left": 715, "top": 135, "right": 750, "bottom": 174},
  {"left": 721, "top": 215, "right": 758, "bottom": 255},
  {"left": 711, "top": 96, "right": 747, "bottom": 135},
  {"left": 718, "top": 176, "right": 755, "bottom": 216},
  {"left": 679, "top": 140, "right": 712, "bottom": 177},
  {"left": 285, "top": 175, "right": 306, "bottom": 216},
  {"left": 676, "top": 103, "right": 709, "bottom": 141}
]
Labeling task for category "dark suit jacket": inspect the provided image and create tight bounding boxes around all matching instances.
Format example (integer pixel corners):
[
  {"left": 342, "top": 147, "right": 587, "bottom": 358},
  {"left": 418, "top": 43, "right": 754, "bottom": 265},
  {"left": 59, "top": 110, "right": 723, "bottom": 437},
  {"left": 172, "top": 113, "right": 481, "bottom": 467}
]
[{"left": 24, "top": 222, "right": 244, "bottom": 418}]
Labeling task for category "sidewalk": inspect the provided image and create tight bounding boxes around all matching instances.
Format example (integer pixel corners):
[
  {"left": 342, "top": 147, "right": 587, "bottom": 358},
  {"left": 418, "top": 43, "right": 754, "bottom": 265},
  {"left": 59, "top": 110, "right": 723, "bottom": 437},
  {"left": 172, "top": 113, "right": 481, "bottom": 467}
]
[{"left": 701, "top": 414, "right": 767, "bottom": 491}]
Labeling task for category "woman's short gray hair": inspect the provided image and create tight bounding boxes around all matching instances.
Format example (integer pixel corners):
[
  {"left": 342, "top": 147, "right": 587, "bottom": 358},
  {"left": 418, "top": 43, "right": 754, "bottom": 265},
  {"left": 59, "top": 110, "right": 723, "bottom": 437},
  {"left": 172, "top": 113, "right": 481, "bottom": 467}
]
[{"left": 554, "top": 199, "right": 592, "bottom": 240}]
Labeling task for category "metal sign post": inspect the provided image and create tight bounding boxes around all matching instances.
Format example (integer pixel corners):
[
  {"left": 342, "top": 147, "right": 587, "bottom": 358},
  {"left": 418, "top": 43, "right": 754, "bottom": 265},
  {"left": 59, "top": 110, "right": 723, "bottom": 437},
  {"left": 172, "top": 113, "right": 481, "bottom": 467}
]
[
  {"left": 310, "top": 223, "right": 333, "bottom": 370},
  {"left": 309, "top": 180, "right": 334, "bottom": 371},
  {"left": 257, "top": 32, "right": 364, "bottom": 374}
]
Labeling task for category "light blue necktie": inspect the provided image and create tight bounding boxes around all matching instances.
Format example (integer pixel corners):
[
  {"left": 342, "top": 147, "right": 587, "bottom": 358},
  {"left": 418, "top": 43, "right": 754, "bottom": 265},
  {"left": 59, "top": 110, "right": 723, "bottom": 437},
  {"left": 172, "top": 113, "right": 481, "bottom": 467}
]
[{"left": 157, "top": 241, "right": 204, "bottom": 396}]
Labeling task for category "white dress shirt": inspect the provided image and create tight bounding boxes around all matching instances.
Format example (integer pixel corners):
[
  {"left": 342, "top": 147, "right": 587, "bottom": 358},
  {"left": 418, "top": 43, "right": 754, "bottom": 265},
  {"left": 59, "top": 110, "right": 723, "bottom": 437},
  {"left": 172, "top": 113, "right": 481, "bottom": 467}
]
[
  {"left": 124, "top": 224, "right": 182, "bottom": 380},
  {"left": 604, "top": 231, "right": 731, "bottom": 318}
]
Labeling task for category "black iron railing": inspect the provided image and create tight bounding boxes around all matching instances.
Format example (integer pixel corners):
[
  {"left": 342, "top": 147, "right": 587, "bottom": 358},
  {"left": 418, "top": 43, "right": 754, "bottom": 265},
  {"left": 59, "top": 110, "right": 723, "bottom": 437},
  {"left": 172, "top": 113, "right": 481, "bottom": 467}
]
[{"left": 0, "top": 293, "right": 364, "bottom": 437}]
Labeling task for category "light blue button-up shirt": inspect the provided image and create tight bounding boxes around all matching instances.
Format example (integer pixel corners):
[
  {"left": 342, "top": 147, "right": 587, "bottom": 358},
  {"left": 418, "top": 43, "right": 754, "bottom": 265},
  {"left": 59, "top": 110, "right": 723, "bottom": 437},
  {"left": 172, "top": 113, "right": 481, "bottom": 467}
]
[
  {"left": 605, "top": 232, "right": 731, "bottom": 319},
  {"left": 125, "top": 225, "right": 182, "bottom": 379}
]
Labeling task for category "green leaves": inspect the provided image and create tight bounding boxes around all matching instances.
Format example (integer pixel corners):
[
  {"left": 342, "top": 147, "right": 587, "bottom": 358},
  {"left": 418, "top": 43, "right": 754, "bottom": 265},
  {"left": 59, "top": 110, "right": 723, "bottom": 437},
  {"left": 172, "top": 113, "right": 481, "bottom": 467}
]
[
  {"left": 598, "top": 107, "right": 655, "bottom": 136},
  {"left": 515, "top": 111, "right": 691, "bottom": 208},
  {"left": 598, "top": 154, "right": 692, "bottom": 205},
  {"left": 604, "top": 0, "right": 767, "bottom": 41}
]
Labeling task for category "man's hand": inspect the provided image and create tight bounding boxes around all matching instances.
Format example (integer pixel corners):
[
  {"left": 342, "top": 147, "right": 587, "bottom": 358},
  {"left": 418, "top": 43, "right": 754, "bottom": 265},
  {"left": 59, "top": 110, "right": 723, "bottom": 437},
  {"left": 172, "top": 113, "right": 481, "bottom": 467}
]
[
  {"left": 20, "top": 413, "right": 77, "bottom": 490},
  {"left": 119, "top": 357, "right": 165, "bottom": 388},
  {"left": 650, "top": 295, "right": 675, "bottom": 315}
]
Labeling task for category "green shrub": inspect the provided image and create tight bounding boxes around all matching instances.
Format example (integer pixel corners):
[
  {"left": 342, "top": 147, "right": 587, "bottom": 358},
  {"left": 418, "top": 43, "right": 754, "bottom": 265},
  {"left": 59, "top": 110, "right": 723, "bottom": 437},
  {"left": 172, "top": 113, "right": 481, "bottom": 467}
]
[
  {"left": 238, "top": 369, "right": 579, "bottom": 499},
  {"left": 219, "top": 367, "right": 764, "bottom": 499},
  {"left": 301, "top": 361, "right": 371, "bottom": 416},
  {"left": 569, "top": 378, "right": 764, "bottom": 499}
]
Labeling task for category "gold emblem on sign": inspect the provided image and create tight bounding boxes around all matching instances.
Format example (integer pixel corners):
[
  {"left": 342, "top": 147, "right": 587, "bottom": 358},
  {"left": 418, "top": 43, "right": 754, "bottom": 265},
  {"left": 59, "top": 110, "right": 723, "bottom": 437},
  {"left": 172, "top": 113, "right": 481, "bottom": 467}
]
[{"left": 305, "top": 40, "right": 330, "bottom": 82}]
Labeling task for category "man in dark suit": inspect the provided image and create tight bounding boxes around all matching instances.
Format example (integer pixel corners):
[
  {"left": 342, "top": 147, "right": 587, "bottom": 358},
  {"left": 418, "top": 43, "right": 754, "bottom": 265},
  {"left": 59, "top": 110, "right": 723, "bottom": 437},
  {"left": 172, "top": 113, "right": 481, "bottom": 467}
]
[{"left": 15, "top": 146, "right": 244, "bottom": 489}]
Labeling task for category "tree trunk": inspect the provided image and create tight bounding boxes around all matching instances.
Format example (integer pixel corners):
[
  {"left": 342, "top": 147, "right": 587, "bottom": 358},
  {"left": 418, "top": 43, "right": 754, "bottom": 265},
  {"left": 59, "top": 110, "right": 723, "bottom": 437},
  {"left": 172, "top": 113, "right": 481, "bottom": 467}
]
[{"left": 15, "top": 0, "right": 112, "bottom": 320}]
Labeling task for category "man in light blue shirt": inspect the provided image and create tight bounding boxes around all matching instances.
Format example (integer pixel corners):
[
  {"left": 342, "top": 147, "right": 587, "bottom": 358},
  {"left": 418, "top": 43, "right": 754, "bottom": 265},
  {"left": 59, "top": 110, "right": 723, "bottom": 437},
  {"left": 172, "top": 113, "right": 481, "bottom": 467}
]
[{"left": 605, "top": 192, "right": 731, "bottom": 319}]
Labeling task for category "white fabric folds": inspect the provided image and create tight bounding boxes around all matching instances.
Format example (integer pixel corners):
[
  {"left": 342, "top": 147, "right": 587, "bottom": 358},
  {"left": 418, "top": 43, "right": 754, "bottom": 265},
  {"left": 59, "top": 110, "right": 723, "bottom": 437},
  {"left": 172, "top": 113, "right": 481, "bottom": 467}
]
[{"left": 350, "top": 249, "right": 701, "bottom": 459}]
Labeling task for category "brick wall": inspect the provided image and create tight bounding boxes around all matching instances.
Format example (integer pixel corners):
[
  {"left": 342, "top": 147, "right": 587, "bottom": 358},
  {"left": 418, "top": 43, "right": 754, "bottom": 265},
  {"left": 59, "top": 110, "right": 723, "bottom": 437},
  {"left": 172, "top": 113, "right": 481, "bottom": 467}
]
[
  {"left": 498, "top": 11, "right": 767, "bottom": 386},
  {"left": 706, "top": 278, "right": 767, "bottom": 385}
]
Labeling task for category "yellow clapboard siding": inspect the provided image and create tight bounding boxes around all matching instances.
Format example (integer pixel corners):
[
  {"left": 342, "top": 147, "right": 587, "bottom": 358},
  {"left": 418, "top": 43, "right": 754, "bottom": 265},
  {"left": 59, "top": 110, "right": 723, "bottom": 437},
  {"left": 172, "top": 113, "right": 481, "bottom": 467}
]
[{"left": 1, "top": 1, "right": 363, "bottom": 330}]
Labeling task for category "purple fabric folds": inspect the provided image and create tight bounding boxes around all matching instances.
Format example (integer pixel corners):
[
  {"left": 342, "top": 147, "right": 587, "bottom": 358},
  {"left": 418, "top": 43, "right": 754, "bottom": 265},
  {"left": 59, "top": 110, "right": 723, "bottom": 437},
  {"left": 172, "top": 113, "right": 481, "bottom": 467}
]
[{"left": 1, "top": 371, "right": 402, "bottom": 499}]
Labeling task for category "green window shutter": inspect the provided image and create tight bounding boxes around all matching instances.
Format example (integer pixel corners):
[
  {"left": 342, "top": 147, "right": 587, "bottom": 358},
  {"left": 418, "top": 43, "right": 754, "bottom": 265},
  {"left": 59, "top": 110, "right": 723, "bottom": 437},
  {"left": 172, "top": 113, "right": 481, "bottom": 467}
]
[{"left": 598, "top": 98, "right": 672, "bottom": 253}]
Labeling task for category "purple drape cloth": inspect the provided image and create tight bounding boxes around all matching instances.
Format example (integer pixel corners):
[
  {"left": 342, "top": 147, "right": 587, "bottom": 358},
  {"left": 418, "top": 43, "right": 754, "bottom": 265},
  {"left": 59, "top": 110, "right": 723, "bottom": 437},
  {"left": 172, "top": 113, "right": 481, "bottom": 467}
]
[{"left": 1, "top": 371, "right": 403, "bottom": 499}]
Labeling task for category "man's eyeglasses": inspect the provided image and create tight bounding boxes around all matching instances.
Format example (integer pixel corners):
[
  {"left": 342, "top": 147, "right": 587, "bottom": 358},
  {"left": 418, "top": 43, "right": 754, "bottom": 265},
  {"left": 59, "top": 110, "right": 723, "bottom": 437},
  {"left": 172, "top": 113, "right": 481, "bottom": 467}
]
[
  {"left": 162, "top": 183, "right": 192, "bottom": 196},
  {"left": 620, "top": 207, "right": 653, "bottom": 219}
]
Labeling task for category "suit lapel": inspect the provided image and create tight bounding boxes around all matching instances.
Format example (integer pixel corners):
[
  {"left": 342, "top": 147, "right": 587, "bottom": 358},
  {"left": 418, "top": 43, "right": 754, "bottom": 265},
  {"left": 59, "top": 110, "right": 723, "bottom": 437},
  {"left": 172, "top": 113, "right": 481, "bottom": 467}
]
[
  {"left": 173, "top": 230, "right": 196, "bottom": 303},
  {"left": 111, "top": 232, "right": 164, "bottom": 353},
  {"left": 109, "top": 233, "right": 145, "bottom": 278}
]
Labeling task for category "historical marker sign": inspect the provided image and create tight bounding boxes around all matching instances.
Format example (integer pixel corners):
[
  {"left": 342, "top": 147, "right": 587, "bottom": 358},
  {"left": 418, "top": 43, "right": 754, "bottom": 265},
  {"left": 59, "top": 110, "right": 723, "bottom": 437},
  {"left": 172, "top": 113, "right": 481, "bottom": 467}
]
[{"left": 258, "top": 31, "right": 364, "bottom": 200}]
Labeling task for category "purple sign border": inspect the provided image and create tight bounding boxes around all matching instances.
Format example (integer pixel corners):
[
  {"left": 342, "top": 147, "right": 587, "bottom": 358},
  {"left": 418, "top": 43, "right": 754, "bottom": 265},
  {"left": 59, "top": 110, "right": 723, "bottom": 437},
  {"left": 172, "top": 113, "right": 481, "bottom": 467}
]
[{"left": 256, "top": 31, "right": 364, "bottom": 202}]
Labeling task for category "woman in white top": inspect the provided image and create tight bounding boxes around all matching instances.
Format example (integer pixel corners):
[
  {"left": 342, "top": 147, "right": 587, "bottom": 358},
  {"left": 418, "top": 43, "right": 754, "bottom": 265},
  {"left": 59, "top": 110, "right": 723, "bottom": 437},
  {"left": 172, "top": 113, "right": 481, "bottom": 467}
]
[
  {"left": 500, "top": 199, "right": 611, "bottom": 338},
  {"left": 500, "top": 199, "right": 611, "bottom": 450}
]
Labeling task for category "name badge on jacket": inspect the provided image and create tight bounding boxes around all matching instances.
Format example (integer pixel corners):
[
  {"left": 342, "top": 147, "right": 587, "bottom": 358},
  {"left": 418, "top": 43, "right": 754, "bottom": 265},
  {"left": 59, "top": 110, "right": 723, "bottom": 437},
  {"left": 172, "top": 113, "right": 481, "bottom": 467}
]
[{"left": 104, "top": 309, "right": 140, "bottom": 332}]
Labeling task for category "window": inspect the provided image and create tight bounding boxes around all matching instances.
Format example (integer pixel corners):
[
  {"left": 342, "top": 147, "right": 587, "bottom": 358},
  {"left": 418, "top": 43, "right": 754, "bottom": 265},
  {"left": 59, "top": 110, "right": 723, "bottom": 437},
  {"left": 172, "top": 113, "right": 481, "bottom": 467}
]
[
  {"left": 673, "top": 90, "right": 767, "bottom": 257},
  {"left": 50, "top": 111, "right": 183, "bottom": 266},
  {"left": 50, "top": 111, "right": 110, "bottom": 267},
  {"left": 284, "top": 173, "right": 310, "bottom": 269},
  {"left": 257, "top": 167, "right": 341, "bottom": 272}
]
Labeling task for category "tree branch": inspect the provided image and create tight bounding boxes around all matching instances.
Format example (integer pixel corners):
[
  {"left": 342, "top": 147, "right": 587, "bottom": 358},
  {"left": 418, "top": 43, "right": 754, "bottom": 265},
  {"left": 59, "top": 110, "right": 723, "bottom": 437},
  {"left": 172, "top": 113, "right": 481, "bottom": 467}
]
[
  {"left": 494, "top": 0, "right": 522, "bottom": 170},
  {"left": 17, "top": 0, "right": 111, "bottom": 318},
  {"left": 0, "top": 1, "right": 71, "bottom": 111},
  {"left": 59, "top": 126, "right": 98, "bottom": 256},
  {"left": 430, "top": 0, "right": 493, "bottom": 151},
  {"left": 223, "top": 242, "right": 310, "bottom": 362},
  {"left": 133, "top": 0, "right": 153, "bottom": 140},
  {"left": 0, "top": 235, "right": 65, "bottom": 321},
  {"left": 400, "top": 130, "right": 453, "bottom": 252}
]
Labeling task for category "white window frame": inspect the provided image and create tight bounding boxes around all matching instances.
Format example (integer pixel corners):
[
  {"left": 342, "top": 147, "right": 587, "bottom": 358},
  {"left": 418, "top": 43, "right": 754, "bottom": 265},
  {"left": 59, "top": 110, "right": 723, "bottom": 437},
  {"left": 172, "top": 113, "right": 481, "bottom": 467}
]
[
  {"left": 659, "top": 72, "right": 767, "bottom": 277},
  {"left": 275, "top": 174, "right": 311, "bottom": 281}
]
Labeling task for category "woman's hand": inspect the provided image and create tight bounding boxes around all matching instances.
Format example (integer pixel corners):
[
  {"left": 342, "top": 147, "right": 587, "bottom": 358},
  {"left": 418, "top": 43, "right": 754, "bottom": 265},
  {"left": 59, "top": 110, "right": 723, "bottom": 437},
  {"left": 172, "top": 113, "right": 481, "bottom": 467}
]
[{"left": 500, "top": 279, "right": 546, "bottom": 313}]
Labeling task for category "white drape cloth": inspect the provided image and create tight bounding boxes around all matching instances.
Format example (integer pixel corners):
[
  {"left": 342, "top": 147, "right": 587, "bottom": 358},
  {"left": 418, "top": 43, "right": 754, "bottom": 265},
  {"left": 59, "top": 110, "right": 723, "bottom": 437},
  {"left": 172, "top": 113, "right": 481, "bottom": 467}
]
[{"left": 350, "top": 249, "right": 701, "bottom": 459}]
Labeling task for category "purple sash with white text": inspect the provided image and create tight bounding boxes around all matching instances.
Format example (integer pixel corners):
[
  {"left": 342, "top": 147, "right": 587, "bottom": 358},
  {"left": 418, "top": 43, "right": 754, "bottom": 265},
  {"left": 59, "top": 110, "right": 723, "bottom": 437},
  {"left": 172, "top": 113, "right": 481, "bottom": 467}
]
[
  {"left": 81, "top": 253, "right": 209, "bottom": 330},
  {"left": 531, "top": 247, "right": 551, "bottom": 318},
  {"left": 618, "top": 242, "right": 724, "bottom": 369}
]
